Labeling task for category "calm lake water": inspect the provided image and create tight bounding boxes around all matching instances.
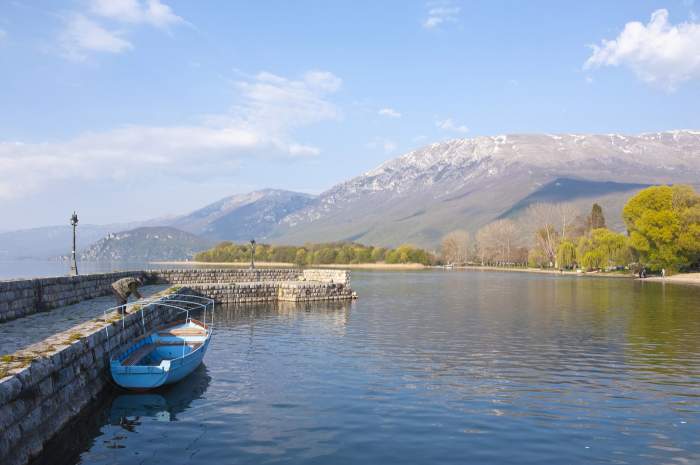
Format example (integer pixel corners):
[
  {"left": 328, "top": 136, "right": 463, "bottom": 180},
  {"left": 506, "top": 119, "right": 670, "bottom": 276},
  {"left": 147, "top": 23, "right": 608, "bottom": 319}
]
[{"left": 32, "top": 271, "right": 700, "bottom": 465}]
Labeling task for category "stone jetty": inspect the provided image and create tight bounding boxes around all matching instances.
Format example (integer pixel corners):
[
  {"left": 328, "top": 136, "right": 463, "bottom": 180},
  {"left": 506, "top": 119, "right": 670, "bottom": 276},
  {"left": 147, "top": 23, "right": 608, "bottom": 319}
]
[{"left": 0, "top": 268, "right": 355, "bottom": 465}]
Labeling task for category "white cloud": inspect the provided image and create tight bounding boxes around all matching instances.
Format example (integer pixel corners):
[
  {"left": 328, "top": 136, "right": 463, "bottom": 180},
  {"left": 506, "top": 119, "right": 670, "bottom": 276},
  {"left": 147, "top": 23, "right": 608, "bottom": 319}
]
[
  {"left": 423, "top": 1, "right": 460, "bottom": 29},
  {"left": 0, "top": 70, "right": 341, "bottom": 199},
  {"left": 89, "top": 0, "right": 183, "bottom": 28},
  {"left": 59, "top": 14, "right": 132, "bottom": 60},
  {"left": 584, "top": 9, "right": 700, "bottom": 90},
  {"left": 378, "top": 107, "right": 402, "bottom": 118},
  {"left": 58, "top": 0, "right": 183, "bottom": 59},
  {"left": 436, "top": 118, "right": 469, "bottom": 133}
]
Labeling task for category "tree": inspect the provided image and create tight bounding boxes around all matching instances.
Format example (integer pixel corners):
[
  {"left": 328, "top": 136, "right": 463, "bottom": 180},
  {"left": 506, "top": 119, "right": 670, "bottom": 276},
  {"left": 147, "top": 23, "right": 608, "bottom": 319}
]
[
  {"left": 475, "top": 220, "right": 519, "bottom": 265},
  {"left": 441, "top": 230, "right": 470, "bottom": 264},
  {"left": 623, "top": 185, "right": 700, "bottom": 272},
  {"left": 556, "top": 240, "right": 577, "bottom": 269},
  {"left": 294, "top": 248, "right": 308, "bottom": 267},
  {"left": 528, "top": 247, "right": 548, "bottom": 268},
  {"left": 522, "top": 202, "right": 581, "bottom": 267},
  {"left": 576, "top": 228, "right": 630, "bottom": 271},
  {"left": 588, "top": 203, "right": 606, "bottom": 231}
]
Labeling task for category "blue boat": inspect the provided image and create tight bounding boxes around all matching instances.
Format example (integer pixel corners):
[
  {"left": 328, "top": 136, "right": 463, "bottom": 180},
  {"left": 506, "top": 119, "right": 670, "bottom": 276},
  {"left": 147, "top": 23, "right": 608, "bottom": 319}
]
[{"left": 110, "top": 295, "right": 214, "bottom": 390}]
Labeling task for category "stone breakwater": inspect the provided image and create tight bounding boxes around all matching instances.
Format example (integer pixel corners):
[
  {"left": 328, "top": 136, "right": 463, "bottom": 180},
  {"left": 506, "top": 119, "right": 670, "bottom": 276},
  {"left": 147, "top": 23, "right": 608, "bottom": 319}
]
[
  {"left": 191, "top": 281, "right": 353, "bottom": 304},
  {"left": 0, "top": 271, "right": 143, "bottom": 323},
  {"left": 0, "top": 268, "right": 351, "bottom": 324},
  {"left": 0, "top": 291, "right": 192, "bottom": 465}
]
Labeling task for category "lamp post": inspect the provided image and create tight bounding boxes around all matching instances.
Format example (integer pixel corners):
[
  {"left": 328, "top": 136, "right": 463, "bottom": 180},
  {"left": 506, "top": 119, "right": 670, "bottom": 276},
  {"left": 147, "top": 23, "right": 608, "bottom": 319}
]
[
  {"left": 70, "top": 211, "right": 79, "bottom": 276},
  {"left": 250, "top": 239, "right": 256, "bottom": 269}
]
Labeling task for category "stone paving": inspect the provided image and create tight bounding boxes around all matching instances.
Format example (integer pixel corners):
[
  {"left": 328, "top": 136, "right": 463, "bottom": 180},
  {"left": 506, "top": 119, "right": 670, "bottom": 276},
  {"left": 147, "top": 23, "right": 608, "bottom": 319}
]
[{"left": 0, "top": 284, "right": 168, "bottom": 356}]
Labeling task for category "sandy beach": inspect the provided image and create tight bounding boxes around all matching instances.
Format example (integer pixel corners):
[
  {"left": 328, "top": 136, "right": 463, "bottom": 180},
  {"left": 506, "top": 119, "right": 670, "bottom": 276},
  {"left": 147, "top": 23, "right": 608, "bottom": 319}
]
[{"left": 645, "top": 273, "right": 700, "bottom": 286}]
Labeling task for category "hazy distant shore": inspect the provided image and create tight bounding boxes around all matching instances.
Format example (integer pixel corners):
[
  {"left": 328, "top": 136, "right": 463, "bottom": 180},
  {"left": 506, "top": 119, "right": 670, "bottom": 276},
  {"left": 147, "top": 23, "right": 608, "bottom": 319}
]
[
  {"left": 150, "top": 261, "right": 427, "bottom": 270},
  {"left": 150, "top": 261, "right": 296, "bottom": 268}
]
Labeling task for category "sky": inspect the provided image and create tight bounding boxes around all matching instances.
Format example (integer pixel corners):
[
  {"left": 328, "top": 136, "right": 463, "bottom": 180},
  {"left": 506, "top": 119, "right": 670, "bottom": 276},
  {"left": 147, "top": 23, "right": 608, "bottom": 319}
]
[{"left": 1, "top": 0, "right": 699, "bottom": 229}]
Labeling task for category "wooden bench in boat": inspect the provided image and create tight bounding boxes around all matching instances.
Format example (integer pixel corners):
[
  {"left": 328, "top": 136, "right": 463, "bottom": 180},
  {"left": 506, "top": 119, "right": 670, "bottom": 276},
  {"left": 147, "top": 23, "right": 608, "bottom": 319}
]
[
  {"left": 156, "top": 342, "right": 203, "bottom": 350},
  {"left": 157, "top": 328, "right": 206, "bottom": 337},
  {"left": 122, "top": 342, "right": 204, "bottom": 366},
  {"left": 123, "top": 344, "right": 156, "bottom": 366}
]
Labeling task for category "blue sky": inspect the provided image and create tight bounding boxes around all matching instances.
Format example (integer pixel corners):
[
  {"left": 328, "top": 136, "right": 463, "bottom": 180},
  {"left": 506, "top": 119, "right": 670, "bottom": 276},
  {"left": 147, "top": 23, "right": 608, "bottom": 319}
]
[{"left": 1, "top": 0, "right": 699, "bottom": 229}]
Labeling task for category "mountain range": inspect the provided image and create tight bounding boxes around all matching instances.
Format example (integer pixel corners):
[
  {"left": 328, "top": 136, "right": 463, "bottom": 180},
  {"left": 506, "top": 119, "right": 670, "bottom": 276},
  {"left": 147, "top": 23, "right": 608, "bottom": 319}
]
[{"left": 2, "top": 130, "right": 699, "bottom": 259}]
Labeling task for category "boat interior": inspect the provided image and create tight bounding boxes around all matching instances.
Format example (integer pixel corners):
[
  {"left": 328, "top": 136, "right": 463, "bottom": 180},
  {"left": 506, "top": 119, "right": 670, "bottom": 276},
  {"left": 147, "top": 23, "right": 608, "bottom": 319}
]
[{"left": 117, "top": 319, "right": 209, "bottom": 367}]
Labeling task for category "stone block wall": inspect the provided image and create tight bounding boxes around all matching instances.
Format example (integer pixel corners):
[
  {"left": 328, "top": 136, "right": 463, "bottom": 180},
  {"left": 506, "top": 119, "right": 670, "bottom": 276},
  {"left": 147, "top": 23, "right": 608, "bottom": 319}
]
[
  {"left": 187, "top": 281, "right": 354, "bottom": 305},
  {"left": 148, "top": 268, "right": 302, "bottom": 284},
  {"left": 0, "top": 271, "right": 145, "bottom": 323},
  {"left": 0, "top": 268, "right": 352, "bottom": 324},
  {"left": 301, "top": 269, "right": 350, "bottom": 285},
  {"left": 0, "top": 292, "right": 188, "bottom": 465}
]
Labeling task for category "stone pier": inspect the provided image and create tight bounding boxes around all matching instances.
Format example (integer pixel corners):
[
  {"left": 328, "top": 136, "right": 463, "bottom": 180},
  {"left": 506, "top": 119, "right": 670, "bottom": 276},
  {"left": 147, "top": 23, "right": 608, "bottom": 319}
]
[{"left": 0, "top": 268, "right": 355, "bottom": 465}]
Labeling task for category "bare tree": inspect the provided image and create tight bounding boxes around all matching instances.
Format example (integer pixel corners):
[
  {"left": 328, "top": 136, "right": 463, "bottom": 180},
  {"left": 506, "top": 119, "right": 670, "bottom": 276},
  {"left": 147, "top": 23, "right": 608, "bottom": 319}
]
[
  {"left": 554, "top": 203, "right": 580, "bottom": 240},
  {"left": 476, "top": 219, "right": 519, "bottom": 265},
  {"left": 521, "top": 202, "right": 581, "bottom": 266},
  {"left": 441, "top": 230, "right": 470, "bottom": 264}
]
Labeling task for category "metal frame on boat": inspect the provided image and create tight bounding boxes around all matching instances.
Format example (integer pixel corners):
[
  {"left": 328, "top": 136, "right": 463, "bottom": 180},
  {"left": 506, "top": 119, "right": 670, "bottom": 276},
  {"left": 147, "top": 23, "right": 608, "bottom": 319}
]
[{"left": 106, "top": 293, "right": 215, "bottom": 390}]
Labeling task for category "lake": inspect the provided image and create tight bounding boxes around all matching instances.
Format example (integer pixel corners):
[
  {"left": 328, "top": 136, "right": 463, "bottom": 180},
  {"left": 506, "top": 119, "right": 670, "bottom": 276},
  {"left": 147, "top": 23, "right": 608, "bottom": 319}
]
[{"left": 32, "top": 270, "right": 700, "bottom": 465}]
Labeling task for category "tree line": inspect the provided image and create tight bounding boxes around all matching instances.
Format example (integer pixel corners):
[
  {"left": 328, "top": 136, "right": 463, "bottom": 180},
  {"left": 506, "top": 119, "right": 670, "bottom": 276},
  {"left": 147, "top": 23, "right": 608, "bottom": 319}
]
[
  {"left": 440, "top": 185, "right": 700, "bottom": 274},
  {"left": 194, "top": 242, "right": 436, "bottom": 266}
]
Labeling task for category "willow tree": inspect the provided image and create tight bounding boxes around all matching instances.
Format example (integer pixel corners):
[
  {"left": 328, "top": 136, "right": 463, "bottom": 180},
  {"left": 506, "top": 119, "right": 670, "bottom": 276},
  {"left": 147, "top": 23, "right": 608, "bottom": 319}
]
[
  {"left": 556, "top": 240, "right": 577, "bottom": 270},
  {"left": 623, "top": 185, "right": 700, "bottom": 272},
  {"left": 576, "top": 228, "right": 630, "bottom": 271}
]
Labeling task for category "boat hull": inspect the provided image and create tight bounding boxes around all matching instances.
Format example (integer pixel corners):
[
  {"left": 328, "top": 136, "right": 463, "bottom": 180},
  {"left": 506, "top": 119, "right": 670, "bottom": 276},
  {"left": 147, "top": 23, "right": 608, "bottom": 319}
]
[{"left": 111, "top": 319, "right": 211, "bottom": 390}]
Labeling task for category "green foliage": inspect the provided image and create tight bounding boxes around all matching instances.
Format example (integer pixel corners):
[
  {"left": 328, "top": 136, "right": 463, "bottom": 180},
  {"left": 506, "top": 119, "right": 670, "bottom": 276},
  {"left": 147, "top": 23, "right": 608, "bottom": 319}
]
[
  {"left": 294, "top": 248, "right": 308, "bottom": 267},
  {"left": 623, "top": 185, "right": 700, "bottom": 272},
  {"left": 556, "top": 240, "right": 577, "bottom": 269},
  {"left": 576, "top": 228, "right": 630, "bottom": 271},
  {"left": 195, "top": 241, "right": 435, "bottom": 265}
]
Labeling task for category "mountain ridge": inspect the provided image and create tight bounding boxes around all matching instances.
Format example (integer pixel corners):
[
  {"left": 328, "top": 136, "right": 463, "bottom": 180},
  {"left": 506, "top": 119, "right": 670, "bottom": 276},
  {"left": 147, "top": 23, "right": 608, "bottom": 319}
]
[{"left": 3, "top": 130, "right": 699, "bottom": 256}]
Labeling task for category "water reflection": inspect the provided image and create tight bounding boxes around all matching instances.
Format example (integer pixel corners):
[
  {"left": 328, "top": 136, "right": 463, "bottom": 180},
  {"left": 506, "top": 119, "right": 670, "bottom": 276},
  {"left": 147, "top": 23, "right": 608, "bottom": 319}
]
[
  {"left": 109, "top": 364, "right": 211, "bottom": 428},
  {"left": 30, "top": 272, "right": 700, "bottom": 465}
]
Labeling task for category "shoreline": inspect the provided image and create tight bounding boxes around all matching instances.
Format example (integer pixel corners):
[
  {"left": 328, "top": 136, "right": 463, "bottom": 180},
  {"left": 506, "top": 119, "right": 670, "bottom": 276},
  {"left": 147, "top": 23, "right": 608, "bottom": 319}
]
[
  {"left": 451, "top": 265, "right": 633, "bottom": 279},
  {"left": 150, "top": 261, "right": 428, "bottom": 270},
  {"left": 644, "top": 273, "right": 700, "bottom": 286},
  {"left": 150, "top": 261, "right": 700, "bottom": 285}
]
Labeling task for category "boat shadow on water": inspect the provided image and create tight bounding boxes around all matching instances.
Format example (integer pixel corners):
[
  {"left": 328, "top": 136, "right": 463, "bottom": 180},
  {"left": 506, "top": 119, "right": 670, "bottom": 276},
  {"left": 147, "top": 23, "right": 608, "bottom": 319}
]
[
  {"left": 110, "top": 362, "right": 211, "bottom": 427},
  {"left": 30, "top": 364, "right": 211, "bottom": 465}
]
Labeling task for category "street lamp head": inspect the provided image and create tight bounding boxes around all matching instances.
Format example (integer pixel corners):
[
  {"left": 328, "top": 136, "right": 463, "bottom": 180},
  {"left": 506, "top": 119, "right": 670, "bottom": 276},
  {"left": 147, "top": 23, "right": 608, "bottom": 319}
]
[{"left": 70, "top": 212, "right": 79, "bottom": 227}]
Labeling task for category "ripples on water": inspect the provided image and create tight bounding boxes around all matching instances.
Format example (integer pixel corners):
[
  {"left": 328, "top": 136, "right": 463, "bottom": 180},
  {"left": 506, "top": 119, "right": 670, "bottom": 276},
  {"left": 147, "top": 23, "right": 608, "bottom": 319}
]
[{"left": 32, "top": 271, "right": 700, "bottom": 465}]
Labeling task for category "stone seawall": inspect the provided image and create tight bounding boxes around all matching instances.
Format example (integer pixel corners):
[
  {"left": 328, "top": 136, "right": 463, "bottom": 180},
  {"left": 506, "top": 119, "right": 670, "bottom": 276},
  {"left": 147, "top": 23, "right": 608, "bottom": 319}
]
[
  {"left": 0, "top": 271, "right": 145, "bottom": 324},
  {"left": 190, "top": 281, "right": 353, "bottom": 304},
  {"left": 149, "top": 268, "right": 301, "bottom": 284},
  {"left": 0, "top": 268, "right": 351, "bottom": 324},
  {"left": 0, "top": 291, "right": 190, "bottom": 465}
]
